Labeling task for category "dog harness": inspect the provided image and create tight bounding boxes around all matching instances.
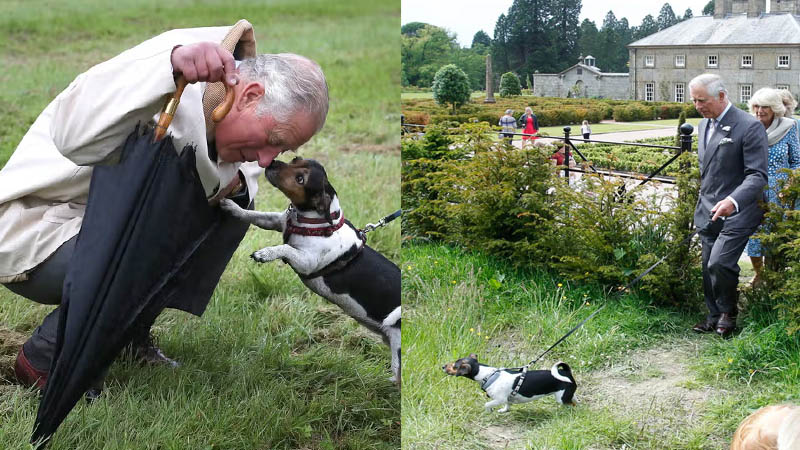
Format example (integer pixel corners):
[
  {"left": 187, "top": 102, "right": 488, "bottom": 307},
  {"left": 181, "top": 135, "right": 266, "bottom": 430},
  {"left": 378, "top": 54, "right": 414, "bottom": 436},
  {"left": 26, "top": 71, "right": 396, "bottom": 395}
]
[{"left": 480, "top": 369, "right": 502, "bottom": 392}]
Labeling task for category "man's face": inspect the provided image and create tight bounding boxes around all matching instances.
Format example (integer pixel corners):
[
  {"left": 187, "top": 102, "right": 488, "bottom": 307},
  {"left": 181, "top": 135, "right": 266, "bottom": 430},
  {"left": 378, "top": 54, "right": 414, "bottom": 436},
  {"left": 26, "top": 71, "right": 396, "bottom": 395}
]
[
  {"left": 214, "top": 81, "right": 318, "bottom": 168},
  {"left": 690, "top": 84, "right": 728, "bottom": 119}
]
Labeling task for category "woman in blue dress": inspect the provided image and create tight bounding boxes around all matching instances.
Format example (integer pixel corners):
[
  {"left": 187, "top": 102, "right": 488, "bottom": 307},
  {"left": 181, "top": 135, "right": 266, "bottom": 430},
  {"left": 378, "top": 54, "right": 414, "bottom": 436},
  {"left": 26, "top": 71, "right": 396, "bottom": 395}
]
[{"left": 746, "top": 88, "right": 800, "bottom": 286}]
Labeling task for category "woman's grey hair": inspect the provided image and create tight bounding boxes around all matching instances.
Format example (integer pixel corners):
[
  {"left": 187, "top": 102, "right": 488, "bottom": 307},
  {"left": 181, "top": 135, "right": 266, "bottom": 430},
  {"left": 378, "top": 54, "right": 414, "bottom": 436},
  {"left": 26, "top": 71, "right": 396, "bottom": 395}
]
[
  {"left": 238, "top": 53, "right": 329, "bottom": 132},
  {"left": 748, "top": 87, "right": 786, "bottom": 117},
  {"left": 688, "top": 73, "right": 727, "bottom": 97},
  {"left": 778, "top": 89, "right": 798, "bottom": 118},
  {"left": 505, "top": 109, "right": 513, "bottom": 115}
]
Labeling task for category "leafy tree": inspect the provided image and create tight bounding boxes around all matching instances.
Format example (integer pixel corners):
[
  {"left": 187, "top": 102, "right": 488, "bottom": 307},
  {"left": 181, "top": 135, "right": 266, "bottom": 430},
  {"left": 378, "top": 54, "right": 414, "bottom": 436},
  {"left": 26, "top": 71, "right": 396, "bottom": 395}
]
[
  {"left": 401, "top": 24, "right": 459, "bottom": 87},
  {"left": 491, "top": 14, "right": 512, "bottom": 75},
  {"left": 656, "top": 3, "right": 678, "bottom": 30},
  {"left": 703, "top": 0, "right": 714, "bottom": 15},
  {"left": 432, "top": 64, "right": 471, "bottom": 114},
  {"left": 548, "top": 0, "right": 582, "bottom": 69},
  {"left": 634, "top": 14, "right": 659, "bottom": 40},
  {"left": 499, "top": 71, "right": 522, "bottom": 97},
  {"left": 577, "top": 19, "right": 601, "bottom": 61},
  {"left": 401, "top": 22, "right": 428, "bottom": 36},
  {"left": 682, "top": 8, "right": 693, "bottom": 20},
  {"left": 452, "top": 48, "right": 487, "bottom": 90},
  {"left": 471, "top": 30, "right": 491, "bottom": 49}
]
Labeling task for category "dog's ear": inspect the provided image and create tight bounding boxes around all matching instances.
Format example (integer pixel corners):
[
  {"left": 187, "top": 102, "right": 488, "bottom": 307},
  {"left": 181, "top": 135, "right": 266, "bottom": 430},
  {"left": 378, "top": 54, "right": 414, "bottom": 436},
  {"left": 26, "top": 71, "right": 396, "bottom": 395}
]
[{"left": 469, "top": 353, "right": 478, "bottom": 360}]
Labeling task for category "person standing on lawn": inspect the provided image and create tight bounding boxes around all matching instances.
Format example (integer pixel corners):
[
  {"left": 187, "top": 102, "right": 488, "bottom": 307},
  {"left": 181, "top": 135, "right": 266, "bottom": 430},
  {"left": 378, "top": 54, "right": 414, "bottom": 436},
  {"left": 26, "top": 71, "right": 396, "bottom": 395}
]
[
  {"left": 518, "top": 107, "right": 538, "bottom": 146},
  {"left": 689, "top": 73, "right": 768, "bottom": 338},
  {"left": 499, "top": 109, "right": 516, "bottom": 141}
]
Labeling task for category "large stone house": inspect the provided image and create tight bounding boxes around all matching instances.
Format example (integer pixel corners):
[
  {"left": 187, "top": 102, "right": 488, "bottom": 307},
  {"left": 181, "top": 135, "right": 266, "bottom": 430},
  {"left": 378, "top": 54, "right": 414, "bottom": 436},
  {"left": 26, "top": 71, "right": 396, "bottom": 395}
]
[
  {"left": 628, "top": 0, "right": 800, "bottom": 103},
  {"left": 531, "top": 55, "right": 630, "bottom": 99},
  {"left": 530, "top": 0, "right": 800, "bottom": 101}
]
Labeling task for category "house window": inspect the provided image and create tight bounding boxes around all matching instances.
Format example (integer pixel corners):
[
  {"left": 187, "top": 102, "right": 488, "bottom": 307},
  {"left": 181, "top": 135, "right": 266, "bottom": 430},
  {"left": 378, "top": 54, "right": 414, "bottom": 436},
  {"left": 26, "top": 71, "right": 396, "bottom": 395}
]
[
  {"left": 675, "top": 83, "right": 685, "bottom": 103},
  {"left": 741, "top": 55, "right": 753, "bottom": 68},
  {"left": 778, "top": 55, "right": 790, "bottom": 68},
  {"left": 645, "top": 55, "right": 655, "bottom": 67},
  {"left": 645, "top": 82, "right": 655, "bottom": 101},
  {"left": 577, "top": 68, "right": 583, "bottom": 75},
  {"left": 674, "top": 54, "right": 685, "bottom": 68},
  {"left": 777, "top": 84, "right": 790, "bottom": 91},
  {"left": 741, "top": 84, "right": 752, "bottom": 103},
  {"left": 707, "top": 55, "right": 718, "bottom": 68}
]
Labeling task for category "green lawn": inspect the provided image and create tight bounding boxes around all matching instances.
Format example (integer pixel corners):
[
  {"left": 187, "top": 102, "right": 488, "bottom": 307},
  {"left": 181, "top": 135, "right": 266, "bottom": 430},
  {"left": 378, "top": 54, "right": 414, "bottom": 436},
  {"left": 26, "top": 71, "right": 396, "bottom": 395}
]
[
  {"left": 0, "top": 1, "right": 400, "bottom": 449},
  {"left": 402, "top": 243, "right": 800, "bottom": 449}
]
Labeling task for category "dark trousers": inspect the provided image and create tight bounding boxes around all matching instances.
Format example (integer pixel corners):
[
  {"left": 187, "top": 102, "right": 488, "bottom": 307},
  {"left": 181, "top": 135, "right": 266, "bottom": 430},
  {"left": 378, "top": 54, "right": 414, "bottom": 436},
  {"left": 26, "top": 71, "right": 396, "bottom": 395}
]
[
  {"left": 2, "top": 199, "right": 251, "bottom": 372},
  {"left": 582, "top": 133, "right": 590, "bottom": 140},
  {"left": 699, "top": 220, "right": 755, "bottom": 322}
]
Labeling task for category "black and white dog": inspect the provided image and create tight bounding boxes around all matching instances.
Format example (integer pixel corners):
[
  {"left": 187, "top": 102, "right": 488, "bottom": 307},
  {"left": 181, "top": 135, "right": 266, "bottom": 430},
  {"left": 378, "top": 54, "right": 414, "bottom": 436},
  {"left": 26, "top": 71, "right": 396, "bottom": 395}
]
[
  {"left": 220, "top": 157, "right": 401, "bottom": 385},
  {"left": 442, "top": 354, "right": 576, "bottom": 412}
]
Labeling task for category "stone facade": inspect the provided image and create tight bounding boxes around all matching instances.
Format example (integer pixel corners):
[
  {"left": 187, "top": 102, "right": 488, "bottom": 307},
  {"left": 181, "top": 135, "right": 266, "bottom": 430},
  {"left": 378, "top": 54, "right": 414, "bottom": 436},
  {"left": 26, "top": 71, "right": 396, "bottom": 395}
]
[
  {"left": 532, "top": 59, "right": 630, "bottom": 99},
  {"left": 628, "top": 0, "right": 800, "bottom": 103}
]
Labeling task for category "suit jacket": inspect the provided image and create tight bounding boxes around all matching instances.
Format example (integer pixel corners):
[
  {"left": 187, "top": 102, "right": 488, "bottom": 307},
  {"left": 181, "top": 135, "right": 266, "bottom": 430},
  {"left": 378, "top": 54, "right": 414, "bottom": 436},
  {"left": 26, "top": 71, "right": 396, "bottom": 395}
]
[
  {"left": 0, "top": 21, "right": 262, "bottom": 282},
  {"left": 694, "top": 103, "right": 768, "bottom": 231}
]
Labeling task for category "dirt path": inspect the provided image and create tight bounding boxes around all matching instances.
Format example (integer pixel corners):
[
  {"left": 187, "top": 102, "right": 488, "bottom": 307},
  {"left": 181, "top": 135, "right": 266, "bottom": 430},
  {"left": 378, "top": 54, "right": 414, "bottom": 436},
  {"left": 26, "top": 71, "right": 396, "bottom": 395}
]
[{"left": 478, "top": 335, "right": 726, "bottom": 450}]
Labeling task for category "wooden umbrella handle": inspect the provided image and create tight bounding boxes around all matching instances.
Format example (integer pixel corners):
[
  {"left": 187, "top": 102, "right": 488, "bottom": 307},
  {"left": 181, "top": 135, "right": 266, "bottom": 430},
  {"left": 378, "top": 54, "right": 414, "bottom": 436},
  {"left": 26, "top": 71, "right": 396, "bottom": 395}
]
[{"left": 154, "top": 76, "right": 235, "bottom": 142}]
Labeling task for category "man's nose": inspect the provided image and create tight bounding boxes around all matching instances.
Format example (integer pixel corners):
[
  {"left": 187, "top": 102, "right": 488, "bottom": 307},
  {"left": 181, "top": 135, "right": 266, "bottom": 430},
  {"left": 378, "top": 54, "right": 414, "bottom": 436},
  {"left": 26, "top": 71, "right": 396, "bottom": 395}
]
[{"left": 257, "top": 147, "right": 281, "bottom": 168}]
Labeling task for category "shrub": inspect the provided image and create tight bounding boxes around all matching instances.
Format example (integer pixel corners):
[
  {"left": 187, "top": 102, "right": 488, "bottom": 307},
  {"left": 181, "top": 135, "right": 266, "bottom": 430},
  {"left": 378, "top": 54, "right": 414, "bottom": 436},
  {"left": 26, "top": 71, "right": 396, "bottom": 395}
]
[
  {"left": 499, "top": 72, "right": 522, "bottom": 97},
  {"left": 759, "top": 168, "right": 800, "bottom": 334},
  {"left": 403, "top": 111, "right": 430, "bottom": 125},
  {"left": 432, "top": 64, "right": 471, "bottom": 114}
]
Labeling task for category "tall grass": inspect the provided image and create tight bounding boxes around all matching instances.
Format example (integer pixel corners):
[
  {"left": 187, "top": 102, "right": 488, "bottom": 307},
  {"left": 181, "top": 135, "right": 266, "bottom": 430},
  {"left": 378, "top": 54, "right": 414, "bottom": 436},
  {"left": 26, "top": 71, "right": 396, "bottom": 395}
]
[
  {"left": 402, "top": 243, "right": 800, "bottom": 449},
  {"left": 0, "top": 1, "right": 399, "bottom": 448}
]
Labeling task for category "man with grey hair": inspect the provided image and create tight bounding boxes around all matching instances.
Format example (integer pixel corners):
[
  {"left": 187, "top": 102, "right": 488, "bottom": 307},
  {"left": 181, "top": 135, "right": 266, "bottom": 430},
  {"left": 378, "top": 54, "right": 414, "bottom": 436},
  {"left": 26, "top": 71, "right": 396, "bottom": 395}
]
[
  {"left": 689, "top": 73, "right": 768, "bottom": 338},
  {"left": 0, "top": 20, "right": 329, "bottom": 390},
  {"left": 499, "top": 109, "right": 516, "bottom": 141}
]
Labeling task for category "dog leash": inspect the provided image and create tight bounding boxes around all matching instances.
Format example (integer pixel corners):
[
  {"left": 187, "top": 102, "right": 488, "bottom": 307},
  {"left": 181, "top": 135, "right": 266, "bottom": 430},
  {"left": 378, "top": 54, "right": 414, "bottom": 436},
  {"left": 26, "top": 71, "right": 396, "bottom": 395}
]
[
  {"left": 356, "top": 209, "right": 403, "bottom": 241},
  {"left": 507, "top": 215, "right": 718, "bottom": 397}
]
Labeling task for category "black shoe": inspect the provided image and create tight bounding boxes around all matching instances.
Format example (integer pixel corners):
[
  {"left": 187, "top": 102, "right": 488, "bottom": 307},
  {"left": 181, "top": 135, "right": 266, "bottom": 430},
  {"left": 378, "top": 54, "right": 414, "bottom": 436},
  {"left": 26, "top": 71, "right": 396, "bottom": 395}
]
[
  {"left": 715, "top": 313, "right": 737, "bottom": 339},
  {"left": 692, "top": 319, "right": 716, "bottom": 334},
  {"left": 125, "top": 332, "right": 180, "bottom": 368}
]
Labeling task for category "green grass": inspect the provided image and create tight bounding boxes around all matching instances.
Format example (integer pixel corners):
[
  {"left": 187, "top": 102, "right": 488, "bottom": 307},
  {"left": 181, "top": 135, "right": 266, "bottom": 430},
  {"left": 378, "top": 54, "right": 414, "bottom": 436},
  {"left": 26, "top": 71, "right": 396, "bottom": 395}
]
[
  {"left": 0, "top": 1, "right": 399, "bottom": 449},
  {"left": 402, "top": 243, "right": 800, "bottom": 449},
  {"left": 538, "top": 118, "right": 703, "bottom": 136}
]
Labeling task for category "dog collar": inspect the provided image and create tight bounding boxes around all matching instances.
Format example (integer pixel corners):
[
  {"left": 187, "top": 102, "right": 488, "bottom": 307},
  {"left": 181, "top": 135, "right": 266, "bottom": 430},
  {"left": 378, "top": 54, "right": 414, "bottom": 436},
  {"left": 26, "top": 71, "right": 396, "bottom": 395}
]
[
  {"left": 480, "top": 370, "right": 502, "bottom": 391},
  {"left": 285, "top": 206, "right": 345, "bottom": 238}
]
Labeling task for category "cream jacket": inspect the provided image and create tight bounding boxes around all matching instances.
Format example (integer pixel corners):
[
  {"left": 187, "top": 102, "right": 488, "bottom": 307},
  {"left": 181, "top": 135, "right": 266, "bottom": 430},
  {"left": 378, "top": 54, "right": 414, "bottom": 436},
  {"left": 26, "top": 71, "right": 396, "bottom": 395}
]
[{"left": 0, "top": 21, "right": 262, "bottom": 282}]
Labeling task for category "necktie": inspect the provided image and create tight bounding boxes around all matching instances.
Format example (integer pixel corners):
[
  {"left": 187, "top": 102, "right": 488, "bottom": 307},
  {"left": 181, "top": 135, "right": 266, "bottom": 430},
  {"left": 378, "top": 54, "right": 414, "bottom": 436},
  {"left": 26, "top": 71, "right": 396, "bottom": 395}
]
[{"left": 705, "top": 119, "right": 716, "bottom": 146}]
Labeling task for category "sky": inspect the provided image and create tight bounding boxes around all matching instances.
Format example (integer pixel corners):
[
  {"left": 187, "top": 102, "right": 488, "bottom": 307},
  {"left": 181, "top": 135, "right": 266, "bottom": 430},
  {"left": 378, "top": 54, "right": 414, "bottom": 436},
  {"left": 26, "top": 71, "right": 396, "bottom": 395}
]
[{"left": 401, "top": 0, "right": 712, "bottom": 47}]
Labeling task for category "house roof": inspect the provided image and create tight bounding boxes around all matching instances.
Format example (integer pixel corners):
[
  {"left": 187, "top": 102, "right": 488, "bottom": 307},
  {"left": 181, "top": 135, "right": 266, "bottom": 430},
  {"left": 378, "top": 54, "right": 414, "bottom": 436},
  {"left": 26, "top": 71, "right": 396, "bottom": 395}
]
[
  {"left": 628, "top": 13, "right": 800, "bottom": 47},
  {"left": 557, "top": 63, "right": 628, "bottom": 77}
]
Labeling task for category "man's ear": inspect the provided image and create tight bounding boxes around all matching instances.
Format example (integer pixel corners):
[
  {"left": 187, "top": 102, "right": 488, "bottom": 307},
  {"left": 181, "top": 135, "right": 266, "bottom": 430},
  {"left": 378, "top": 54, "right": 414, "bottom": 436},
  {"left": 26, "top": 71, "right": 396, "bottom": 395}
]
[{"left": 235, "top": 81, "right": 265, "bottom": 111}]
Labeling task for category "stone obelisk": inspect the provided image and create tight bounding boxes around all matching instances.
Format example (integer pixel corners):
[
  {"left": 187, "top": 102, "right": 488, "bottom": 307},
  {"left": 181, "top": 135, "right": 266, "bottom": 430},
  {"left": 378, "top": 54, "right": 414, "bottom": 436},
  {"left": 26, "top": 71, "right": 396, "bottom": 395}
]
[{"left": 484, "top": 53, "right": 496, "bottom": 103}]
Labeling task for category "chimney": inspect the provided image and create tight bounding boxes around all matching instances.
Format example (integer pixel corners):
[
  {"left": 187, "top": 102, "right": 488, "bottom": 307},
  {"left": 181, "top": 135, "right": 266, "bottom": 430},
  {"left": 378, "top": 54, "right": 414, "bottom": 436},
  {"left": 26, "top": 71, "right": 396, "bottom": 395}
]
[
  {"left": 715, "top": 0, "right": 733, "bottom": 18},
  {"left": 748, "top": 0, "right": 766, "bottom": 17}
]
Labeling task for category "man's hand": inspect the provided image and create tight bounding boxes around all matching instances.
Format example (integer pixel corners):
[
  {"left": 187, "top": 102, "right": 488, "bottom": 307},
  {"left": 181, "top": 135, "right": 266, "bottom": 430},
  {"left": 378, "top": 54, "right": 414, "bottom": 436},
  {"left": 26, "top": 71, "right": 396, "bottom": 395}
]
[
  {"left": 711, "top": 198, "right": 736, "bottom": 221},
  {"left": 170, "top": 42, "right": 237, "bottom": 86}
]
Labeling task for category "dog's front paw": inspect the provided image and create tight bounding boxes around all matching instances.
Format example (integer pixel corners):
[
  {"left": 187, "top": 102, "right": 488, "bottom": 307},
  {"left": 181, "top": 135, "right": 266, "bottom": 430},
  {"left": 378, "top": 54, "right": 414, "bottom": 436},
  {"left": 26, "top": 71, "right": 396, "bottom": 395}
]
[
  {"left": 251, "top": 248, "right": 276, "bottom": 263},
  {"left": 498, "top": 405, "right": 510, "bottom": 413},
  {"left": 219, "top": 198, "right": 242, "bottom": 215}
]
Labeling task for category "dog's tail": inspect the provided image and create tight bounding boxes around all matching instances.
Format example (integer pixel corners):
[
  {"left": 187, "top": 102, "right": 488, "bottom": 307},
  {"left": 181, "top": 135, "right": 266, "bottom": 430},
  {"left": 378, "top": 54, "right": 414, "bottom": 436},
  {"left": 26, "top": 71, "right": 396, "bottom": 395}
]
[
  {"left": 551, "top": 362, "right": 575, "bottom": 384},
  {"left": 382, "top": 306, "right": 401, "bottom": 330}
]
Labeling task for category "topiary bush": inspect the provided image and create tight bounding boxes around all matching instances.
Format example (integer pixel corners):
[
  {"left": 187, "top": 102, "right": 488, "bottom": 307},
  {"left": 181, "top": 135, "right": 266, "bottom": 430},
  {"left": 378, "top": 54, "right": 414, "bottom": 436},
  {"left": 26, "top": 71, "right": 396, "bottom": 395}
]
[
  {"left": 499, "top": 72, "right": 522, "bottom": 97},
  {"left": 432, "top": 64, "right": 471, "bottom": 114}
]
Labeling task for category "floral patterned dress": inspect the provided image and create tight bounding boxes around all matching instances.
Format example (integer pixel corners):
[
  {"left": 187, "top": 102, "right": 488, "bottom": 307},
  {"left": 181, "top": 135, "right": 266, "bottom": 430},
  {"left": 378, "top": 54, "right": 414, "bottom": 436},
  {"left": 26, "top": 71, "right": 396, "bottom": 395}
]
[{"left": 746, "top": 123, "right": 800, "bottom": 257}]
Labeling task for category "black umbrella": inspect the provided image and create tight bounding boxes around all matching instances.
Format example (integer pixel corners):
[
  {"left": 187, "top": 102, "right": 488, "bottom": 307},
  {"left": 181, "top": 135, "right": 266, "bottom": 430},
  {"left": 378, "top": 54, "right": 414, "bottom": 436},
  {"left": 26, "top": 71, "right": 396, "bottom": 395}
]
[{"left": 32, "top": 79, "right": 235, "bottom": 445}]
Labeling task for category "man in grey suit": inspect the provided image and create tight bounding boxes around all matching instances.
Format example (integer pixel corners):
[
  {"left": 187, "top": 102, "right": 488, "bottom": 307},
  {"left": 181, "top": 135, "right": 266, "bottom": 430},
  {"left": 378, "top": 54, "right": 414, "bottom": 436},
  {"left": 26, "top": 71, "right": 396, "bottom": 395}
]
[{"left": 689, "top": 74, "right": 768, "bottom": 337}]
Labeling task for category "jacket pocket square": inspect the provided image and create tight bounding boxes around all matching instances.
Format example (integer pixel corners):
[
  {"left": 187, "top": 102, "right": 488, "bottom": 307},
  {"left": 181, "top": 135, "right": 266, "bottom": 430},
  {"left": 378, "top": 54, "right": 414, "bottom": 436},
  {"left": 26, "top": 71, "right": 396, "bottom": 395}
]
[{"left": 719, "top": 137, "right": 733, "bottom": 145}]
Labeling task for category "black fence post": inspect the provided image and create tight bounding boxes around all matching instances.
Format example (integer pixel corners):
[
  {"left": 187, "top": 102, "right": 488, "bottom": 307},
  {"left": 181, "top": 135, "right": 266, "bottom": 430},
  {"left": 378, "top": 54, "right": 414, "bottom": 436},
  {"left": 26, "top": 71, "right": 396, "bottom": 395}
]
[
  {"left": 563, "top": 126, "right": 571, "bottom": 185},
  {"left": 401, "top": 114, "right": 405, "bottom": 136},
  {"left": 679, "top": 122, "right": 693, "bottom": 156}
]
